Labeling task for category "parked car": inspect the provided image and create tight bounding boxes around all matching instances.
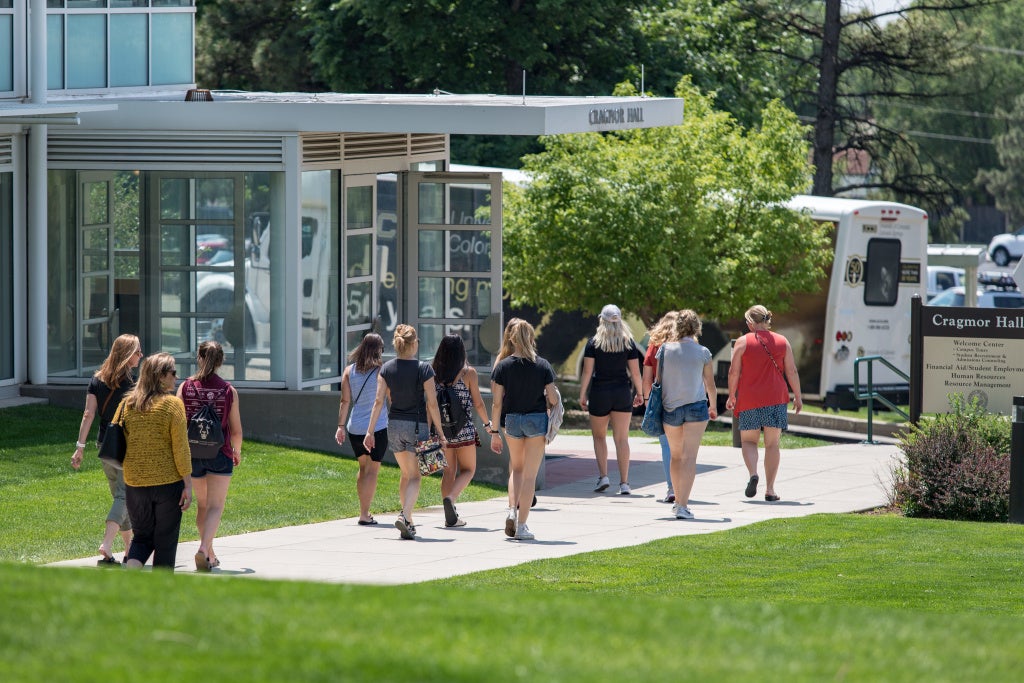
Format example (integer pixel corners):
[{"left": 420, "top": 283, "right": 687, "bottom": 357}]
[
  {"left": 929, "top": 286, "right": 1024, "bottom": 308},
  {"left": 987, "top": 227, "right": 1024, "bottom": 266},
  {"left": 926, "top": 265, "right": 965, "bottom": 301}
]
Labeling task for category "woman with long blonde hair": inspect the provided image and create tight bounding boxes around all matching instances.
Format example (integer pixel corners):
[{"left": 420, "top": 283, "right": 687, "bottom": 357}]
[
  {"left": 71, "top": 334, "right": 143, "bottom": 565},
  {"left": 489, "top": 318, "right": 558, "bottom": 540},
  {"left": 641, "top": 311, "right": 680, "bottom": 503},
  {"left": 364, "top": 324, "right": 448, "bottom": 540},
  {"left": 578, "top": 305, "right": 643, "bottom": 494},
  {"left": 121, "top": 353, "right": 192, "bottom": 569}
]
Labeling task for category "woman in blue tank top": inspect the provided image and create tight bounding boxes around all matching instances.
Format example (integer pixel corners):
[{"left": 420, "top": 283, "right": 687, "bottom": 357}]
[{"left": 335, "top": 333, "right": 388, "bottom": 526}]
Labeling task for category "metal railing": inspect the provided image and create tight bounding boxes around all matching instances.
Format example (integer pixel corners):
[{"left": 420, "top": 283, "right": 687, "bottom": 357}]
[{"left": 853, "top": 355, "right": 910, "bottom": 444}]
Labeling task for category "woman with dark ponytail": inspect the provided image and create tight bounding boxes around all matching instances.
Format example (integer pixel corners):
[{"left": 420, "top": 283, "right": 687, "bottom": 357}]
[{"left": 177, "top": 341, "right": 243, "bottom": 571}]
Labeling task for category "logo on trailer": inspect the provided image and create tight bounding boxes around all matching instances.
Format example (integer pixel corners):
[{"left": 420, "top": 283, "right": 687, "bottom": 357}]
[{"left": 845, "top": 257, "right": 864, "bottom": 286}]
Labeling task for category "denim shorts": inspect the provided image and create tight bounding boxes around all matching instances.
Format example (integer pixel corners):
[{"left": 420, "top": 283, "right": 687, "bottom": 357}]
[
  {"left": 388, "top": 419, "right": 430, "bottom": 453},
  {"left": 504, "top": 412, "right": 548, "bottom": 439},
  {"left": 191, "top": 451, "right": 234, "bottom": 478},
  {"left": 662, "top": 400, "right": 710, "bottom": 426}
]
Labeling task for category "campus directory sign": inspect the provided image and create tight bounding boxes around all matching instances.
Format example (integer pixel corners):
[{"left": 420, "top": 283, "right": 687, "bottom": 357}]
[{"left": 912, "top": 296, "right": 1024, "bottom": 417}]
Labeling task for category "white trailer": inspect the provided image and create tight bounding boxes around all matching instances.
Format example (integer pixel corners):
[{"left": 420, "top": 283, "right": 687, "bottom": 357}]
[{"left": 712, "top": 195, "right": 928, "bottom": 408}]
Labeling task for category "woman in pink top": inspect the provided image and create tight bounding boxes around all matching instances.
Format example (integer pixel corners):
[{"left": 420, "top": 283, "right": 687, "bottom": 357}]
[{"left": 724, "top": 305, "right": 803, "bottom": 502}]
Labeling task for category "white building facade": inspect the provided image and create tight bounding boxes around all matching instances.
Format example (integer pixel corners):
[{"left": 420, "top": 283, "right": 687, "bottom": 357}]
[{"left": 1, "top": 1, "right": 683, "bottom": 405}]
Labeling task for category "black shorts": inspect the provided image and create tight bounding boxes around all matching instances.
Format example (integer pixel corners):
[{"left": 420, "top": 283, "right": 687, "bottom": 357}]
[
  {"left": 348, "top": 428, "right": 389, "bottom": 462},
  {"left": 587, "top": 385, "right": 634, "bottom": 417}
]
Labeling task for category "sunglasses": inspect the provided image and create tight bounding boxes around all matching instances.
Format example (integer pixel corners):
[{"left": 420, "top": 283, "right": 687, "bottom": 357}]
[{"left": 165, "top": 368, "right": 177, "bottom": 377}]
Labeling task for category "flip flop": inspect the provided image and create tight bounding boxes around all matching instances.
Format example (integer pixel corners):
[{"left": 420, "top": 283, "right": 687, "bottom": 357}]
[
  {"left": 97, "top": 555, "right": 118, "bottom": 567},
  {"left": 357, "top": 517, "right": 378, "bottom": 526},
  {"left": 195, "top": 551, "right": 211, "bottom": 572},
  {"left": 744, "top": 474, "right": 759, "bottom": 498},
  {"left": 765, "top": 493, "right": 781, "bottom": 502}
]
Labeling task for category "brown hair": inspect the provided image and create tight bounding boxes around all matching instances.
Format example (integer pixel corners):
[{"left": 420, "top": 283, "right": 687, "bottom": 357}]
[
  {"left": 348, "top": 333, "right": 385, "bottom": 374},
  {"left": 495, "top": 318, "right": 537, "bottom": 364},
  {"left": 673, "top": 309, "right": 703, "bottom": 339},
  {"left": 191, "top": 340, "right": 224, "bottom": 382},
  {"left": 94, "top": 334, "right": 141, "bottom": 389},
  {"left": 125, "top": 352, "right": 176, "bottom": 413},
  {"left": 646, "top": 311, "right": 680, "bottom": 347}
]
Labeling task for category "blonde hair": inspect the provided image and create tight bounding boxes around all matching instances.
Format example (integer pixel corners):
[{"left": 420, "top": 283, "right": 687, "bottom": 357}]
[
  {"left": 393, "top": 324, "right": 418, "bottom": 357},
  {"left": 745, "top": 305, "right": 773, "bottom": 328},
  {"left": 673, "top": 309, "right": 702, "bottom": 339},
  {"left": 496, "top": 318, "right": 537, "bottom": 363},
  {"left": 592, "top": 310, "right": 635, "bottom": 353},
  {"left": 646, "top": 311, "right": 680, "bottom": 347},
  {"left": 125, "top": 352, "right": 176, "bottom": 413},
  {"left": 95, "top": 334, "right": 141, "bottom": 389},
  {"left": 191, "top": 340, "right": 224, "bottom": 382}
]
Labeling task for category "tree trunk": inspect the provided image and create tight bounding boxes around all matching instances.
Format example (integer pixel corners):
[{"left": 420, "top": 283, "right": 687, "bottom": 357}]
[{"left": 812, "top": 0, "right": 842, "bottom": 197}]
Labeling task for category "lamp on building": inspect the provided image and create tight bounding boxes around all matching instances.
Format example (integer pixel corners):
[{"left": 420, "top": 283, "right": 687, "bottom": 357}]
[{"left": 185, "top": 89, "right": 214, "bottom": 102}]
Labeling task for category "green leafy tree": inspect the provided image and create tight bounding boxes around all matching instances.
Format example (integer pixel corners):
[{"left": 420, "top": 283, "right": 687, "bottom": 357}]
[
  {"left": 503, "top": 80, "right": 831, "bottom": 326},
  {"left": 978, "top": 93, "right": 1024, "bottom": 225}
]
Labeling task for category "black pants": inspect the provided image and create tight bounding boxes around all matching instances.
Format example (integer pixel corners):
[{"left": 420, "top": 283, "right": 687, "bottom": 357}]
[{"left": 125, "top": 480, "right": 184, "bottom": 569}]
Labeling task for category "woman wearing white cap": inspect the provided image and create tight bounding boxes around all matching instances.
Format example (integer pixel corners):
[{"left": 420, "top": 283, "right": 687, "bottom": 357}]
[{"left": 579, "top": 304, "right": 644, "bottom": 494}]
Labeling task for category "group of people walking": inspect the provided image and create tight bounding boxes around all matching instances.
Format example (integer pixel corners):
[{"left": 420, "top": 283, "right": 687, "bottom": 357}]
[
  {"left": 72, "top": 302, "right": 801, "bottom": 564},
  {"left": 72, "top": 337, "right": 242, "bottom": 571}
]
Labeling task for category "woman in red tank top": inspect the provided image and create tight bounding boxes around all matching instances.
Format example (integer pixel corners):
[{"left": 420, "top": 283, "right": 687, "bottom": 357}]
[{"left": 724, "top": 305, "right": 803, "bottom": 502}]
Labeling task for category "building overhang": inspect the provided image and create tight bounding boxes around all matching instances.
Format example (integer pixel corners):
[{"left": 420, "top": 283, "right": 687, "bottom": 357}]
[
  {"left": 64, "top": 91, "right": 684, "bottom": 136},
  {"left": 0, "top": 102, "right": 118, "bottom": 124}
]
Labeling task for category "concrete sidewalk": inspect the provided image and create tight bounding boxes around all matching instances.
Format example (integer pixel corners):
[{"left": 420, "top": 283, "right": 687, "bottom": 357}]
[{"left": 50, "top": 435, "right": 901, "bottom": 584}]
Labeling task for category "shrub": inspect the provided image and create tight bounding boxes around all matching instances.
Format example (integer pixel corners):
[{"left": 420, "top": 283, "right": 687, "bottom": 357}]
[{"left": 891, "top": 395, "right": 1011, "bottom": 522}]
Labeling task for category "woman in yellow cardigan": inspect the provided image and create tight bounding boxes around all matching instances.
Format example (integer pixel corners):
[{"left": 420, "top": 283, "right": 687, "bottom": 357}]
[{"left": 121, "top": 353, "right": 193, "bottom": 569}]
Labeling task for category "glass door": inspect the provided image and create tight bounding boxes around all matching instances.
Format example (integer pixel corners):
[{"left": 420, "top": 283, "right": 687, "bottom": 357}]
[
  {"left": 77, "top": 171, "right": 116, "bottom": 372},
  {"left": 407, "top": 172, "right": 503, "bottom": 367},
  {"left": 342, "top": 175, "right": 377, "bottom": 362}
]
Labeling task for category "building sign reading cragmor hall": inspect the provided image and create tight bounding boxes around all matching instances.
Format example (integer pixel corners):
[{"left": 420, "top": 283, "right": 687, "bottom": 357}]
[
  {"left": 589, "top": 107, "right": 645, "bottom": 126},
  {"left": 918, "top": 304, "right": 1024, "bottom": 415}
]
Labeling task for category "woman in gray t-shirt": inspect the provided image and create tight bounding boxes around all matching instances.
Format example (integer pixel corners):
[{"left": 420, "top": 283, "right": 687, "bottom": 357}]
[{"left": 655, "top": 310, "right": 718, "bottom": 521}]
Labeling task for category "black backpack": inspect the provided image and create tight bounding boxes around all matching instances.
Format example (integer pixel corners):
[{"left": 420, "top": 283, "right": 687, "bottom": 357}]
[
  {"left": 188, "top": 401, "right": 224, "bottom": 459},
  {"left": 436, "top": 380, "right": 469, "bottom": 440}
]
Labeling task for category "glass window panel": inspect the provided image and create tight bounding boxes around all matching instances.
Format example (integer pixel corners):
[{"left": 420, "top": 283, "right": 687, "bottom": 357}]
[
  {"left": 459, "top": 323, "right": 491, "bottom": 367},
  {"left": 47, "top": 15, "right": 64, "bottom": 89},
  {"left": 67, "top": 15, "right": 107, "bottom": 89},
  {"left": 418, "top": 324, "right": 445, "bottom": 361},
  {"left": 46, "top": 170, "right": 76, "bottom": 375},
  {"left": 864, "top": 238, "right": 901, "bottom": 307},
  {"left": 47, "top": 1, "right": 65, "bottom": 7},
  {"left": 346, "top": 234, "right": 372, "bottom": 277},
  {"left": 160, "top": 224, "right": 187, "bottom": 266},
  {"left": 346, "top": 185, "right": 372, "bottom": 230},
  {"left": 153, "top": 0, "right": 194, "bottom": 6},
  {"left": 345, "top": 329, "right": 369, "bottom": 360},
  {"left": 160, "top": 271, "right": 185, "bottom": 312},
  {"left": 1, "top": 1, "right": 15, "bottom": 8},
  {"left": 68, "top": 1, "right": 106, "bottom": 7},
  {"left": 83, "top": 276, "right": 109, "bottom": 318},
  {"left": 110, "top": 14, "right": 147, "bottom": 87},
  {"left": 160, "top": 317, "right": 189, "bottom": 355},
  {"left": 82, "top": 248, "right": 108, "bottom": 272},
  {"left": 196, "top": 178, "right": 234, "bottom": 219},
  {"left": 151, "top": 13, "right": 193, "bottom": 86},
  {"left": 83, "top": 182, "right": 109, "bottom": 225},
  {"left": 344, "top": 282, "right": 372, "bottom": 326},
  {"left": 160, "top": 178, "right": 188, "bottom": 219},
  {"left": 0, "top": 17, "right": 12, "bottom": 92},
  {"left": 1, "top": 173, "right": 12, "bottom": 379},
  {"left": 81, "top": 321, "right": 110, "bottom": 366},
  {"left": 83, "top": 227, "right": 108, "bottom": 251},
  {"left": 418, "top": 277, "right": 445, "bottom": 319},
  {"left": 449, "top": 184, "right": 492, "bottom": 224},
  {"left": 418, "top": 230, "right": 444, "bottom": 271},
  {"left": 447, "top": 229, "right": 491, "bottom": 271},
  {"left": 300, "top": 170, "right": 339, "bottom": 382},
  {"left": 111, "top": 1, "right": 151, "bottom": 6},
  {"left": 418, "top": 182, "right": 444, "bottom": 224}
]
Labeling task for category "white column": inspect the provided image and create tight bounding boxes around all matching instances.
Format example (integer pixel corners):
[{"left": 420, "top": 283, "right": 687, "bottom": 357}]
[{"left": 27, "top": 0, "right": 48, "bottom": 384}]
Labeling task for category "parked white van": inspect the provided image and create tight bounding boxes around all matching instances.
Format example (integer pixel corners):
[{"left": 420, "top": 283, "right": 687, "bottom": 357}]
[{"left": 926, "top": 265, "right": 965, "bottom": 302}]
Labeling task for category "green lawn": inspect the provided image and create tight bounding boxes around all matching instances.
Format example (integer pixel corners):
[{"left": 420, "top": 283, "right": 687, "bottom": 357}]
[{"left": 4, "top": 404, "right": 1024, "bottom": 681}]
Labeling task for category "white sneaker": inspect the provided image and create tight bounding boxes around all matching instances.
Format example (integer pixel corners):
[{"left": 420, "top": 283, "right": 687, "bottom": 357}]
[
  {"left": 619, "top": 482, "right": 631, "bottom": 495},
  {"left": 594, "top": 476, "right": 610, "bottom": 492},
  {"left": 673, "top": 504, "right": 694, "bottom": 520},
  {"left": 514, "top": 523, "right": 535, "bottom": 540}
]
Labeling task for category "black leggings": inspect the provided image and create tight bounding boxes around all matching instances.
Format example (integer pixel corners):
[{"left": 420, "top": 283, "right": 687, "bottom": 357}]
[{"left": 125, "top": 480, "right": 184, "bottom": 569}]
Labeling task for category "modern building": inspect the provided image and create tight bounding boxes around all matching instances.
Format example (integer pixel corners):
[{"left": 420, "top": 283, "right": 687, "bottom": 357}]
[{"left": 2, "top": 1, "right": 682, "bottom": 476}]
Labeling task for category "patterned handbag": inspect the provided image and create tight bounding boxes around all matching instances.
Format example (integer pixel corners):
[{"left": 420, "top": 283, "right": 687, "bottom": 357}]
[{"left": 415, "top": 434, "right": 448, "bottom": 476}]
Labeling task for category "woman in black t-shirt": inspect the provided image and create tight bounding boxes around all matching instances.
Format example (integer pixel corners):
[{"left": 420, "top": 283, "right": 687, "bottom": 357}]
[
  {"left": 489, "top": 318, "right": 558, "bottom": 541},
  {"left": 578, "top": 304, "right": 644, "bottom": 495},
  {"left": 364, "top": 324, "right": 448, "bottom": 540},
  {"left": 71, "top": 334, "right": 143, "bottom": 565}
]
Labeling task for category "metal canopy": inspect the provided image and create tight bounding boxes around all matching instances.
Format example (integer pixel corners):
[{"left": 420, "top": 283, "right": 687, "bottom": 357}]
[
  {"left": 66, "top": 91, "right": 684, "bottom": 135},
  {"left": 0, "top": 102, "right": 117, "bottom": 118}
]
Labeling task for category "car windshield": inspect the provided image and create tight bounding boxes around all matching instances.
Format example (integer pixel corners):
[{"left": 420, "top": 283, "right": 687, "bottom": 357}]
[{"left": 929, "top": 289, "right": 965, "bottom": 306}]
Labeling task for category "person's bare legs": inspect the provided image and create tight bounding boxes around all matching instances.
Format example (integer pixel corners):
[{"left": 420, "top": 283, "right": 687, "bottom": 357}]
[
  {"left": 197, "top": 474, "right": 232, "bottom": 563},
  {"left": 740, "top": 429, "right": 762, "bottom": 477},
  {"left": 589, "top": 414, "right": 611, "bottom": 478},
  {"left": 508, "top": 435, "right": 545, "bottom": 526},
  {"left": 762, "top": 427, "right": 783, "bottom": 497},
  {"left": 356, "top": 455, "right": 381, "bottom": 522},
  {"left": 667, "top": 421, "right": 708, "bottom": 507},
  {"left": 609, "top": 410, "right": 632, "bottom": 485},
  {"left": 394, "top": 451, "right": 422, "bottom": 524},
  {"left": 99, "top": 521, "right": 120, "bottom": 560},
  {"left": 440, "top": 445, "right": 477, "bottom": 503}
]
